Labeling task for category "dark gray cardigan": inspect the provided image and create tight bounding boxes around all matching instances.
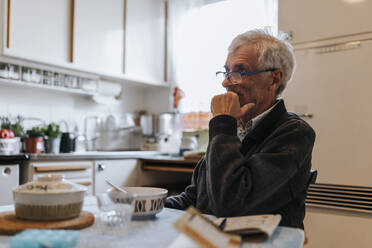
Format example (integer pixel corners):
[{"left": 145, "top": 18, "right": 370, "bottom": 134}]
[{"left": 165, "top": 100, "right": 315, "bottom": 229}]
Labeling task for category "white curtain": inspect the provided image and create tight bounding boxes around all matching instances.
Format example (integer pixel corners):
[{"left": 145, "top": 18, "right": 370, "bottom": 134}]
[{"left": 168, "top": 0, "right": 278, "bottom": 112}]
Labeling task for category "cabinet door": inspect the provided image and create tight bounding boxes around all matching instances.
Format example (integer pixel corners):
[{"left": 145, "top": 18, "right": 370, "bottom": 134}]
[
  {"left": 74, "top": 0, "right": 124, "bottom": 75},
  {"left": 126, "top": 0, "right": 166, "bottom": 82},
  {"left": 0, "top": 165, "right": 19, "bottom": 205},
  {"left": 30, "top": 161, "right": 94, "bottom": 195},
  {"left": 283, "top": 40, "right": 372, "bottom": 187},
  {"left": 94, "top": 159, "right": 137, "bottom": 195},
  {"left": 279, "top": 0, "right": 372, "bottom": 43},
  {"left": 6, "top": 0, "right": 71, "bottom": 63}
]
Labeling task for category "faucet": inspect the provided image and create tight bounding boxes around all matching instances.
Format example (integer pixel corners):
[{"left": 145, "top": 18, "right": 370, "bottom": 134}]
[{"left": 58, "top": 120, "right": 69, "bottom": 133}]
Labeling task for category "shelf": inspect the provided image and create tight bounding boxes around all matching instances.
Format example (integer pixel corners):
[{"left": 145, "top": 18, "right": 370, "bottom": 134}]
[
  {"left": 1, "top": 54, "right": 171, "bottom": 89},
  {"left": 0, "top": 78, "right": 97, "bottom": 96}
]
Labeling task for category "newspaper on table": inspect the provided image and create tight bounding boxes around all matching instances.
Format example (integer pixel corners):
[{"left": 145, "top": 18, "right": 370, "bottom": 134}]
[{"left": 173, "top": 207, "right": 281, "bottom": 248}]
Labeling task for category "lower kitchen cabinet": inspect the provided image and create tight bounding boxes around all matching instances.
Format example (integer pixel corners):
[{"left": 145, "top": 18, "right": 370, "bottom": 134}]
[
  {"left": 27, "top": 160, "right": 94, "bottom": 195},
  {"left": 94, "top": 159, "right": 138, "bottom": 195},
  {"left": 0, "top": 164, "right": 19, "bottom": 205}
]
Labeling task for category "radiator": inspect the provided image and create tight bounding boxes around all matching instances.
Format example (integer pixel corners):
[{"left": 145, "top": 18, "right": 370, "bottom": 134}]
[{"left": 306, "top": 183, "right": 372, "bottom": 213}]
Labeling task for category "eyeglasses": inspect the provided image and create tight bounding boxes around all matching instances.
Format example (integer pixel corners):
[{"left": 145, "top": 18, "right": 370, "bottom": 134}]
[{"left": 216, "top": 68, "right": 277, "bottom": 85}]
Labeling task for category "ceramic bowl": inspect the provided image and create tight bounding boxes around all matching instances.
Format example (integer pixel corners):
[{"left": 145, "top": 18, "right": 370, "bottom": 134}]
[
  {"left": 108, "top": 187, "right": 168, "bottom": 217},
  {"left": 12, "top": 174, "right": 87, "bottom": 221}
]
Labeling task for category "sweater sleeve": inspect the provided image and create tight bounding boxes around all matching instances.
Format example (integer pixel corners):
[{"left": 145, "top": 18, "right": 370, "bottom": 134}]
[
  {"left": 165, "top": 158, "right": 204, "bottom": 210},
  {"left": 206, "top": 115, "right": 315, "bottom": 217}
]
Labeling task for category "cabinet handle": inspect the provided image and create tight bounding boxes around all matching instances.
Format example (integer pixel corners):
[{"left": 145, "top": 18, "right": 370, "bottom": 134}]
[
  {"left": 297, "top": 113, "right": 314, "bottom": 119},
  {"left": 34, "top": 165, "right": 91, "bottom": 172},
  {"left": 2, "top": 167, "right": 11, "bottom": 176},
  {"left": 97, "top": 164, "right": 105, "bottom": 171}
]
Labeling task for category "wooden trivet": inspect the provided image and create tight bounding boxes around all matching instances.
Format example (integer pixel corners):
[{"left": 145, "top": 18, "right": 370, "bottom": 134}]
[{"left": 0, "top": 211, "right": 94, "bottom": 235}]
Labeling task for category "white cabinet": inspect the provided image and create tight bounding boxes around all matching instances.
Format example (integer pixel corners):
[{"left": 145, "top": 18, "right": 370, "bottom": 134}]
[
  {"left": 126, "top": 0, "right": 166, "bottom": 83},
  {"left": 279, "top": 0, "right": 372, "bottom": 43},
  {"left": 0, "top": 0, "right": 169, "bottom": 87},
  {"left": 29, "top": 160, "right": 94, "bottom": 195},
  {"left": 4, "top": 0, "right": 72, "bottom": 64},
  {"left": 94, "top": 159, "right": 137, "bottom": 195},
  {"left": 74, "top": 0, "right": 124, "bottom": 75},
  {"left": 0, "top": 164, "right": 19, "bottom": 205},
  {"left": 283, "top": 38, "right": 372, "bottom": 187}
]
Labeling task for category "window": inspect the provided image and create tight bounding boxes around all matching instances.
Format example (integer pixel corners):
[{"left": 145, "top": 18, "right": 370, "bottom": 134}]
[{"left": 173, "top": 0, "right": 277, "bottom": 113}]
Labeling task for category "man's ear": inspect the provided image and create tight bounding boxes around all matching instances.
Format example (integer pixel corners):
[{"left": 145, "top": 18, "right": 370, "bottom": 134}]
[{"left": 270, "top": 69, "right": 284, "bottom": 91}]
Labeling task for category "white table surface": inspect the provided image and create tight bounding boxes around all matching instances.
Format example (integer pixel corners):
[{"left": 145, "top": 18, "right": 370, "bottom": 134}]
[{"left": 0, "top": 196, "right": 304, "bottom": 248}]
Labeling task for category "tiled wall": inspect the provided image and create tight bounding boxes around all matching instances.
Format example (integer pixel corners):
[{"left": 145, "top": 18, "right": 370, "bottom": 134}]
[{"left": 0, "top": 83, "right": 148, "bottom": 133}]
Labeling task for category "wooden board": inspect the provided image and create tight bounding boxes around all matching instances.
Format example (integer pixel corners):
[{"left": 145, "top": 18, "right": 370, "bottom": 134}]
[{"left": 0, "top": 211, "right": 94, "bottom": 235}]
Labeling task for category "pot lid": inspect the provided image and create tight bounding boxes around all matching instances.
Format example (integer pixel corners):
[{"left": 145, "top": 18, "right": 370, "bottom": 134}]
[{"left": 13, "top": 174, "right": 87, "bottom": 194}]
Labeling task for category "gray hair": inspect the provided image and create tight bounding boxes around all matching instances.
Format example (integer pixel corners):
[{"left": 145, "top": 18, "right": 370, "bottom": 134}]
[{"left": 228, "top": 29, "right": 296, "bottom": 96}]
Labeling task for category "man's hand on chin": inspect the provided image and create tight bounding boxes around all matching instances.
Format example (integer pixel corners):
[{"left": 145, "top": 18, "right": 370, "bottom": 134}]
[{"left": 211, "top": 91, "right": 256, "bottom": 119}]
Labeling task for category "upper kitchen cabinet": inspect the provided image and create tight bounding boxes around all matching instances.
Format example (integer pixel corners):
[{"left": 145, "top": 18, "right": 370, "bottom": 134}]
[
  {"left": 125, "top": 0, "right": 167, "bottom": 83},
  {"left": 74, "top": 0, "right": 124, "bottom": 76},
  {"left": 1, "top": 0, "right": 72, "bottom": 64},
  {"left": 279, "top": 0, "right": 372, "bottom": 44}
]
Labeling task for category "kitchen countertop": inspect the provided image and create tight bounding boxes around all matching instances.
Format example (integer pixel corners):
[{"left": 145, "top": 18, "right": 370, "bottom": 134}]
[
  {"left": 0, "top": 154, "right": 29, "bottom": 164},
  {"left": 26, "top": 151, "right": 166, "bottom": 161}
]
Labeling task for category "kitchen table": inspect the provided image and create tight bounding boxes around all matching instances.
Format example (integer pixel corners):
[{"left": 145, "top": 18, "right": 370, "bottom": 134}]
[{"left": 0, "top": 197, "right": 304, "bottom": 248}]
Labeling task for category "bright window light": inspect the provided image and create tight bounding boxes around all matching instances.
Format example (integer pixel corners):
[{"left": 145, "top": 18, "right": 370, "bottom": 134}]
[{"left": 175, "top": 0, "right": 277, "bottom": 112}]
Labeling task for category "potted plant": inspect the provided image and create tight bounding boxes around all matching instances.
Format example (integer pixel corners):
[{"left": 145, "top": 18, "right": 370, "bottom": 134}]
[
  {"left": 43, "top": 123, "right": 62, "bottom": 154},
  {"left": 25, "top": 126, "right": 45, "bottom": 153},
  {"left": 0, "top": 116, "right": 24, "bottom": 154}
]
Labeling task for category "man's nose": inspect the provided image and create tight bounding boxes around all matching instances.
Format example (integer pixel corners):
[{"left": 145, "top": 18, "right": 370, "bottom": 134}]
[{"left": 222, "top": 77, "right": 234, "bottom": 88}]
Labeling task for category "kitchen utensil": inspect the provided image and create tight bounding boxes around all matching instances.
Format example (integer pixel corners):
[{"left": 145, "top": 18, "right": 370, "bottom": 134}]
[
  {"left": 84, "top": 116, "right": 102, "bottom": 151},
  {"left": 157, "top": 113, "right": 174, "bottom": 137},
  {"left": 108, "top": 187, "right": 168, "bottom": 218},
  {"left": 60, "top": 132, "right": 75, "bottom": 153},
  {"left": 119, "top": 113, "right": 136, "bottom": 129},
  {"left": 140, "top": 114, "right": 154, "bottom": 137},
  {"left": 180, "top": 136, "right": 198, "bottom": 155},
  {"left": 105, "top": 180, "right": 128, "bottom": 194},
  {"left": 0, "top": 211, "right": 94, "bottom": 235},
  {"left": 59, "top": 120, "right": 75, "bottom": 153},
  {"left": 12, "top": 174, "right": 87, "bottom": 221}
]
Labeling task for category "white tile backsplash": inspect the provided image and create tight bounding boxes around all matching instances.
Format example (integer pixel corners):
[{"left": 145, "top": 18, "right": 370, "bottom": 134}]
[{"left": 0, "top": 82, "right": 155, "bottom": 132}]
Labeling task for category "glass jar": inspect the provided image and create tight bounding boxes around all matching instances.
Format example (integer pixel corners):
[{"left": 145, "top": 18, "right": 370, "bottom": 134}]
[
  {"left": 54, "top": 72, "right": 65, "bottom": 87},
  {"left": 22, "top": 67, "right": 32, "bottom": 82},
  {"left": 43, "top": 71, "right": 54, "bottom": 85},
  {"left": 71, "top": 76, "right": 79, "bottom": 89},
  {"left": 0, "top": 63, "right": 9, "bottom": 79},
  {"left": 31, "top": 69, "right": 43, "bottom": 84},
  {"left": 9, "top": 64, "right": 20, "bottom": 80}
]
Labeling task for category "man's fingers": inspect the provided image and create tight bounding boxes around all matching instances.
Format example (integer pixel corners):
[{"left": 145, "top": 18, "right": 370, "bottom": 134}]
[{"left": 239, "top": 103, "right": 256, "bottom": 117}]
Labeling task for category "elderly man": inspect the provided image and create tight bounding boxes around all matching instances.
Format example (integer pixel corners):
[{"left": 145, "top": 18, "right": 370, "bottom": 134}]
[{"left": 165, "top": 29, "right": 315, "bottom": 229}]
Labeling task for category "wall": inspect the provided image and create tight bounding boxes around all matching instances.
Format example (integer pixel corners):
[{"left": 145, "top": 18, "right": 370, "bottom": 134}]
[
  {"left": 0, "top": 82, "right": 149, "bottom": 132},
  {"left": 143, "top": 86, "right": 172, "bottom": 114}
]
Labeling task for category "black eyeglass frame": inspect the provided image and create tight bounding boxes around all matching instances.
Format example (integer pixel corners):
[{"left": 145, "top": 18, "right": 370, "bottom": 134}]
[{"left": 216, "top": 68, "right": 277, "bottom": 84}]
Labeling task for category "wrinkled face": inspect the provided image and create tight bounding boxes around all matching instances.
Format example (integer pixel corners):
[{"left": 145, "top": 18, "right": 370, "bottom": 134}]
[{"left": 222, "top": 44, "right": 280, "bottom": 122}]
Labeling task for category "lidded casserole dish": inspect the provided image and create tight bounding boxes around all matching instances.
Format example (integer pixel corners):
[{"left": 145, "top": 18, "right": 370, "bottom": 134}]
[{"left": 12, "top": 174, "right": 87, "bottom": 221}]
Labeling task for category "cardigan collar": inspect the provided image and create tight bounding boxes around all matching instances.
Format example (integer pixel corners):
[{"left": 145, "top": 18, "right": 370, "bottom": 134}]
[{"left": 243, "top": 99, "right": 287, "bottom": 143}]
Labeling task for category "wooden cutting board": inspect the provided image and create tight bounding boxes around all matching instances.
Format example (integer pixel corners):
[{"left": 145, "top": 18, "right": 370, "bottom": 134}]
[{"left": 0, "top": 211, "right": 94, "bottom": 235}]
